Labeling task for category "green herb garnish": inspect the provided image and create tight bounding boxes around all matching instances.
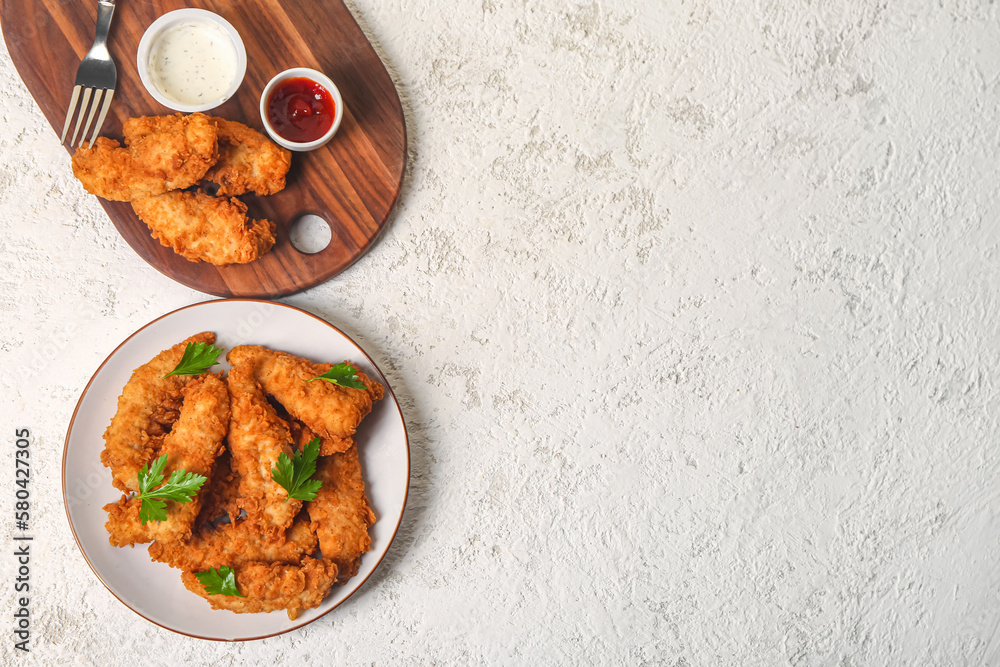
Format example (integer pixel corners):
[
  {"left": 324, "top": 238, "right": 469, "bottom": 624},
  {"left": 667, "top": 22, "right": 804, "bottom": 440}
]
[
  {"left": 194, "top": 566, "right": 244, "bottom": 597},
  {"left": 135, "top": 454, "right": 207, "bottom": 524},
  {"left": 163, "top": 342, "right": 223, "bottom": 378},
  {"left": 306, "top": 362, "right": 367, "bottom": 390},
  {"left": 270, "top": 438, "right": 323, "bottom": 502}
]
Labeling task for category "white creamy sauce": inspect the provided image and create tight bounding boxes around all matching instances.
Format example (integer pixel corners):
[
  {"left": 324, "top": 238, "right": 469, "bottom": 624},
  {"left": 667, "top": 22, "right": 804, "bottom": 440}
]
[{"left": 148, "top": 21, "right": 237, "bottom": 106}]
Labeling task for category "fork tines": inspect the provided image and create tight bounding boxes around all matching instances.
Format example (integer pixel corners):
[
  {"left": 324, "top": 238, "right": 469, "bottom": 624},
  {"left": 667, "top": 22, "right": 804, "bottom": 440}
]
[
  {"left": 60, "top": 0, "right": 117, "bottom": 148},
  {"left": 61, "top": 85, "right": 115, "bottom": 148}
]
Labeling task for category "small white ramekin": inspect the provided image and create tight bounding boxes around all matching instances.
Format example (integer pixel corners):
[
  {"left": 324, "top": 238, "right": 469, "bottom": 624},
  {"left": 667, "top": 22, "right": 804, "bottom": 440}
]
[
  {"left": 259, "top": 68, "right": 344, "bottom": 152},
  {"left": 137, "top": 9, "right": 247, "bottom": 113}
]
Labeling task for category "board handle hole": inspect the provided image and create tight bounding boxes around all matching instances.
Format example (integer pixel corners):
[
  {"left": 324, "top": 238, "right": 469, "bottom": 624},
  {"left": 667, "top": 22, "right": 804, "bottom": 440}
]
[{"left": 289, "top": 214, "right": 333, "bottom": 254}]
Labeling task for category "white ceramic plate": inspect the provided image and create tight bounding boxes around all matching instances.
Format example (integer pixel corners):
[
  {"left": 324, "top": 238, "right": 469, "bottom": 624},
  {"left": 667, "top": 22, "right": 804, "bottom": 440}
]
[{"left": 62, "top": 300, "right": 409, "bottom": 641}]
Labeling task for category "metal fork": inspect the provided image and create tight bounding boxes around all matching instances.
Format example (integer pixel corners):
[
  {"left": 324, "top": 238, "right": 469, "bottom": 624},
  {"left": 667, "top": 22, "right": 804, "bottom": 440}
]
[{"left": 60, "top": 0, "right": 117, "bottom": 147}]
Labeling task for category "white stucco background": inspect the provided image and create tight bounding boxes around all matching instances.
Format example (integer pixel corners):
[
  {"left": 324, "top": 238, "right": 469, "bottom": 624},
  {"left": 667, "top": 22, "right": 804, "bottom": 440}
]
[{"left": 1, "top": 0, "right": 999, "bottom": 664}]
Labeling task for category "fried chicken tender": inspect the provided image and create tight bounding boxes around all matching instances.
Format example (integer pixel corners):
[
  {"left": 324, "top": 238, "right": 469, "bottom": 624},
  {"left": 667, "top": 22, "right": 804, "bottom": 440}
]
[
  {"left": 104, "top": 374, "right": 230, "bottom": 547},
  {"left": 145, "top": 392, "right": 184, "bottom": 437},
  {"left": 131, "top": 190, "right": 276, "bottom": 266},
  {"left": 71, "top": 113, "right": 218, "bottom": 201},
  {"left": 306, "top": 445, "right": 375, "bottom": 581},
  {"left": 181, "top": 557, "right": 339, "bottom": 620},
  {"left": 147, "top": 515, "right": 318, "bottom": 572},
  {"left": 227, "top": 346, "right": 384, "bottom": 453},
  {"left": 101, "top": 332, "right": 216, "bottom": 494},
  {"left": 203, "top": 117, "right": 292, "bottom": 196},
  {"left": 193, "top": 448, "right": 241, "bottom": 526},
  {"left": 226, "top": 359, "right": 302, "bottom": 537},
  {"left": 102, "top": 338, "right": 382, "bottom": 618},
  {"left": 287, "top": 420, "right": 345, "bottom": 459},
  {"left": 147, "top": 442, "right": 318, "bottom": 571}
]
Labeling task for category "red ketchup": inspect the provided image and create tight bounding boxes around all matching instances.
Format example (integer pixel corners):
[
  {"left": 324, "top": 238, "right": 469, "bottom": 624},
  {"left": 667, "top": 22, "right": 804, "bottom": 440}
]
[{"left": 267, "top": 77, "right": 335, "bottom": 143}]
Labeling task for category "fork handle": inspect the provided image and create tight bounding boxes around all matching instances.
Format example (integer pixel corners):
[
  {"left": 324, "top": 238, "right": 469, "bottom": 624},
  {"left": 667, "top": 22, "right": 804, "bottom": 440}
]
[{"left": 93, "top": 0, "right": 115, "bottom": 50}]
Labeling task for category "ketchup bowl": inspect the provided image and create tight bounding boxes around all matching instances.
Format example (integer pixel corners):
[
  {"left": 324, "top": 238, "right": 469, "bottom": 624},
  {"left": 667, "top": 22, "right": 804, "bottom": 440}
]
[{"left": 260, "top": 68, "right": 344, "bottom": 152}]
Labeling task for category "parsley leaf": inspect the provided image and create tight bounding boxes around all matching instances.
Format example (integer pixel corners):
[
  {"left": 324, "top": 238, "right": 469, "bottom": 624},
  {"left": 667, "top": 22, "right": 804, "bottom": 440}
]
[
  {"left": 163, "top": 341, "right": 223, "bottom": 378},
  {"left": 307, "top": 361, "right": 367, "bottom": 389},
  {"left": 270, "top": 438, "right": 323, "bottom": 502},
  {"left": 194, "top": 566, "right": 244, "bottom": 597},
  {"left": 135, "top": 454, "right": 207, "bottom": 524}
]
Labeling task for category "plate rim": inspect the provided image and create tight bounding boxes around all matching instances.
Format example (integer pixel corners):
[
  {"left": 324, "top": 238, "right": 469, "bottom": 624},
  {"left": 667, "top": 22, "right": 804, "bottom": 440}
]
[{"left": 60, "top": 298, "right": 410, "bottom": 641}]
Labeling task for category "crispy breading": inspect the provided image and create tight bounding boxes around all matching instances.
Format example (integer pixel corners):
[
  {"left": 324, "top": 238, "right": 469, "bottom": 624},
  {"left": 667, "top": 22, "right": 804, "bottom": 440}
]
[
  {"left": 70, "top": 137, "right": 139, "bottom": 201},
  {"left": 147, "top": 514, "right": 318, "bottom": 572},
  {"left": 131, "top": 190, "right": 276, "bottom": 265},
  {"left": 203, "top": 117, "right": 292, "bottom": 196},
  {"left": 145, "top": 391, "right": 184, "bottom": 437},
  {"left": 100, "top": 332, "right": 216, "bottom": 494},
  {"left": 181, "top": 557, "right": 338, "bottom": 620},
  {"left": 287, "top": 420, "right": 343, "bottom": 458},
  {"left": 226, "top": 358, "right": 301, "bottom": 537},
  {"left": 194, "top": 448, "right": 241, "bottom": 526},
  {"left": 227, "top": 346, "right": 384, "bottom": 452},
  {"left": 103, "top": 374, "right": 230, "bottom": 547},
  {"left": 102, "top": 338, "right": 382, "bottom": 617},
  {"left": 71, "top": 113, "right": 218, "bottom": 201},
  {"left": 306, "top": 445, "right": 375, "bottom": 581}
]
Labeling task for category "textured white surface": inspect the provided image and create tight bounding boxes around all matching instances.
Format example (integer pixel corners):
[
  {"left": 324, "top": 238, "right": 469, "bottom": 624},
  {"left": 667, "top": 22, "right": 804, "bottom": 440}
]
[{"left": 1, "top": 0, "right": 999, "bottom": 664}]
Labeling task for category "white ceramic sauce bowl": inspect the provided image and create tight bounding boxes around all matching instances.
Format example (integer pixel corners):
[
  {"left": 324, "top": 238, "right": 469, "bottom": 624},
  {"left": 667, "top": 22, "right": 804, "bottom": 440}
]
[
  {"left": 137, "top": 9, "right": 247, "bottom": 113},
  {"left": 259, "top": 68, "right": 344, "bottom": 152}
]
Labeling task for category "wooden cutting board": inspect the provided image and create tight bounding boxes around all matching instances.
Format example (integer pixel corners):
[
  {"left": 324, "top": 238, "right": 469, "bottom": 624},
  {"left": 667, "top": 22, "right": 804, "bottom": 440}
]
[{"left": 0, "top": 0, "right": 406, "bottom": 297}]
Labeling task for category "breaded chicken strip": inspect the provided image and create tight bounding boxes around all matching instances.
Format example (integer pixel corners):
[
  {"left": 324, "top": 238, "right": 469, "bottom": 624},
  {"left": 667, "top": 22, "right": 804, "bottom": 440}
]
[
  {"left": 227, "top": 346, "right": 384, "bottom": 453},
  {"left": 181, "top": 557, "right": 338, "bottom": 620},
  {"left": 131, "top": 190, "right": 276, "bottom": 265},
  {"left": 306, "top": 445, "right": 375, "bottom": 581},
  {"left": 71, "top": 113, "right": 218, "bottom": 201},
  {"left": 147, "top": 426, "right": 316, "bottom": 571},
  {"left": 287, "top": 420, "right": 345, "bottom": 459},
  {"left": 101, "top": 332, "right": 216, "bottom": 494},
  {"left": 122, "top": 112, "right": 212, "bottom": 146},
  {"left": 203, "top": 117, "right": 292, "bottom": 196},
  {"left": 193, "top": 448, "right": 241, "bottom": 526},
  {"left": 145, "top": 392, "right": 184, "bottom": 437},
  {"left": 104, "top": 374, "right": 230, "bottom": 547},
  {"left": 226, "top": 359, "right": 301, "bottom": 537},
  {"left": 147, "top": 514, "right": 318, "bottom": 572}
]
